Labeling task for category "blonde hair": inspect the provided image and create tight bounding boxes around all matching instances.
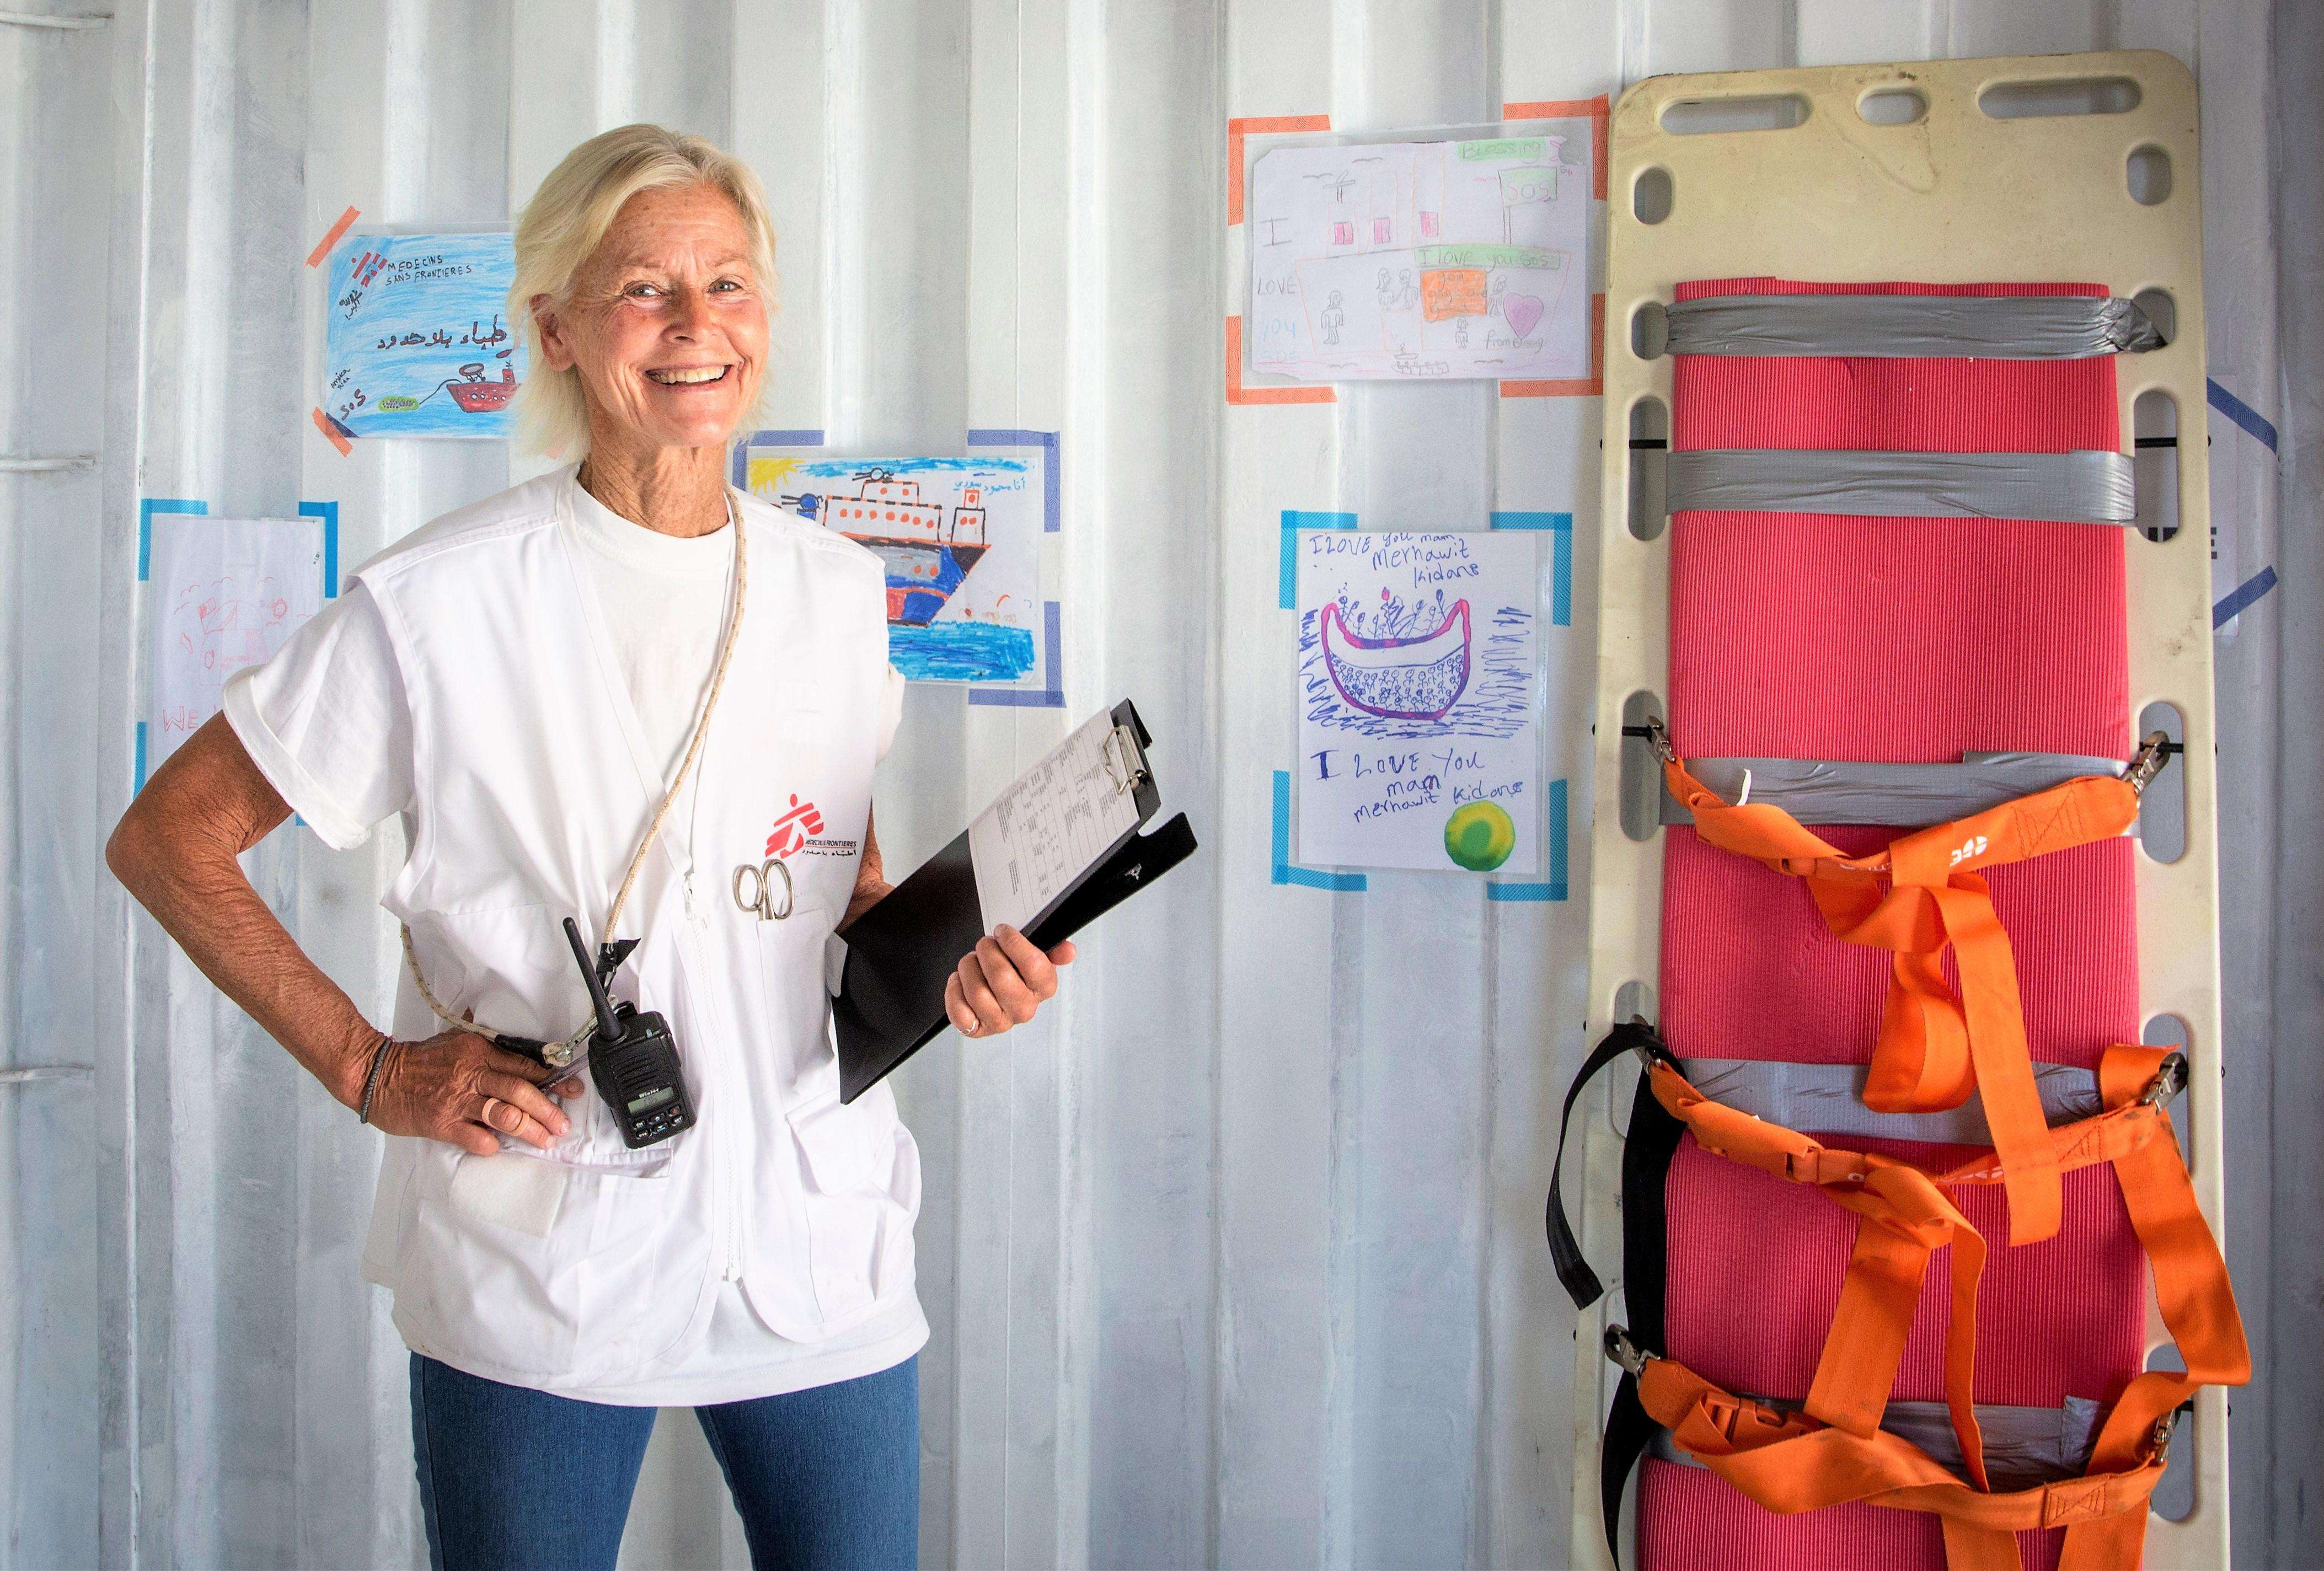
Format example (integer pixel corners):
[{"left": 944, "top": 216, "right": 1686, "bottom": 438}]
[{"left": 510, "top": 124, "right": 779, "bottom": 459}]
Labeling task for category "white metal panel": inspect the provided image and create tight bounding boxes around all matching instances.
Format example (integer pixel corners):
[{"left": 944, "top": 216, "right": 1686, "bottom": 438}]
[{"left": 0, "top": 3, "right": 110, "bottom": 1566}]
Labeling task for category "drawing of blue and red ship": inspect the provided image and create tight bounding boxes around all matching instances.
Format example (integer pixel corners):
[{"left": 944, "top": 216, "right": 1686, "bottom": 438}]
[
  {"left": 1320, "top": 597, "right": 1472, "bottom": 720},
  {"left": 785, "top": 470, "right": 990, "bottom": 625}
]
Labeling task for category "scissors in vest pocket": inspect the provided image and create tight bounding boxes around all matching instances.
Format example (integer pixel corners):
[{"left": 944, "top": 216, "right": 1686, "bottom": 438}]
[{"left": 732, "top": 857, "right": 795, "bottom": 920}]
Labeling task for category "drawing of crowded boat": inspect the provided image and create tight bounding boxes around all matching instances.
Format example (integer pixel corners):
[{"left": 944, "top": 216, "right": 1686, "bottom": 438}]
[
  {"left": 1319, "top": 596, "right": 1473, "bottom": 721},
  {"left": 443, "top": 361, "right": 518, "bottom": 413},
  {"left": 783, "top": 470, "right": 990, "bottom": 625}
]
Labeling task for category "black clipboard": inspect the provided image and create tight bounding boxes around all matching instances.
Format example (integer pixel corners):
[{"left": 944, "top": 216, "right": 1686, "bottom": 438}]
[{"left": 832, "top": 699, "right": 1197, "bottom": 1102}]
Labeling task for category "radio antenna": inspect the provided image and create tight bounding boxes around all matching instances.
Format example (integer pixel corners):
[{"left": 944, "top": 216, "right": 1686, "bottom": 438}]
[{"left": 563, "top": 918, "right": 622, "bottom": 1040}]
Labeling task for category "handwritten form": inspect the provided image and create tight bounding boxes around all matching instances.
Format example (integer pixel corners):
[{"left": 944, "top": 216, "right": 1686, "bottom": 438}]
[
  {"left": 968, "top": 710, "right": 1143, "bottom": 933},
  {"left": 323, "top": 232, "right": 523, "bottom": 439},
  {"left": 146, "top": 516, "right": 327, "bottom": 776},
  {"left": 1246, "top": 135, "right": 1593, "bottom": 382}
]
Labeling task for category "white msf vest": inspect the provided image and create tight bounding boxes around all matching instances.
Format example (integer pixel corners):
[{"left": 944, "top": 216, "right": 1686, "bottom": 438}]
[{"left": 355, "top": 470, "right": 917, "bottom": 1389}]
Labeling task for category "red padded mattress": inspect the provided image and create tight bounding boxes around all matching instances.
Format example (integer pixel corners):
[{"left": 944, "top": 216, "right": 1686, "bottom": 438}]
[{"left": 1646, "top": 279, "right": 2141, "bottom": 1571}]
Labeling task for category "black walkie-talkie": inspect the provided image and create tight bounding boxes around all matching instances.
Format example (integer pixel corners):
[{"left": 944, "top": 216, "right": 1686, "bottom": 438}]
[{"left": 561, "top": 918, "right": 694, "bottom": 1150}]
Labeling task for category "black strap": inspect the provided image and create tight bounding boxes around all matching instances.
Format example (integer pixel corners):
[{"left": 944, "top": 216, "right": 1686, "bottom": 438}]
[
  {"left": 1547, "top": 1019, "right": 1673, "bottom": 1308},
  {"left": 1601, "top": 1372, "right": 1659, "bottom": 1565},
  {"left": 1618, "top": 1061, "right": 1684, "bottom": 1352},
  {"left": 1600, "top": 1033, "right": 1689, "bottom": 1568}
]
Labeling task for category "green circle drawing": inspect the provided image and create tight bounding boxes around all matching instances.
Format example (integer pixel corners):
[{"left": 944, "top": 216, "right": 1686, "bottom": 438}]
[{"left": 1444, "top": 801, "right": 1516, "bottom": 872}]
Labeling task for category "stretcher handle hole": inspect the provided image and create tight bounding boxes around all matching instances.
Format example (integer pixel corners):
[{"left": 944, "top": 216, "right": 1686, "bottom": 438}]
[
  {"left": 1630, "top": 301, "right": 1668, "bottom": 361},
  {"left": 1618, "top": 693, "right": 1666, "bottom": 843},
  {"left": 1632, "top": 166, "right": 1673, "bottom": 225},
  {"left": 2133, "top": 287, "right": 2176, "bottom": 346},
  {"left": 2133, "top": 389, "right": 2180, "bottom": 543},
  {"left": 2140, "top": 1347, "right": 2198, "bottom": 1522},
  {"left": 2128, "top": 144, "right": 2173, "bottom": 206},
  {"left": 1627, "top": 398, "right": 1668, "bottom": 541},
  {"left": 2140, "top": 1013, "right": 2189, "bottom": 1052},
  {"left": 1608, "top": 983, "right": 1659, "bottom": 1138},
  {"left": 1857, "top": 87, "right": 1927, "bottom": 126},
  {"left": 2135, "top": 703, "right": 2186, "bottom": 864},
  {"left": 1657, "top": 94, "right": 1808, "bottom": 136},
  {"left": 2139, "top": 1014, "right": 2197, "bottom": 1183},
  {"left": 1977, "top": 76, "right": 2141, "bottom": 120}
]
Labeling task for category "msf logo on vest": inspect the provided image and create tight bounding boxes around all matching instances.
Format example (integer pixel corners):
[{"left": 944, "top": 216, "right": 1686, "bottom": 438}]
[
  {"left": 735, "top": 795, "right": 861, "bottom": 921},
  {"left": 765, "top": 795, "right": 858, "bottom": 861}
]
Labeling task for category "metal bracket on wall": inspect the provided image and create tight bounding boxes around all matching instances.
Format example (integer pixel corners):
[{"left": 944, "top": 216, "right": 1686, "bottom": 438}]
[
  {"left": 0, "top": 10, "right": 110, "bottom": 28},
  {"left": 0, "top": 1065, "right": 94, "bottom": 1085}
]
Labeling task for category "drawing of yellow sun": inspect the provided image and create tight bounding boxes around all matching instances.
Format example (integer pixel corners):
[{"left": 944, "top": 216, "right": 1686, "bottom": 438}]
[{"left": 747, "top": 455, "right": 803, "bottom": 493}]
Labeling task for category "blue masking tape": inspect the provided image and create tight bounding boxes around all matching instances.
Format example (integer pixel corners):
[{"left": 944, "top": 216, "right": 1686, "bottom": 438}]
[
  {"left": 1279, "top": 510, "right": 1359, "bottom": 609},
  {"left": 1272, "top": 769, "right": 1366, "bottom": 892}
]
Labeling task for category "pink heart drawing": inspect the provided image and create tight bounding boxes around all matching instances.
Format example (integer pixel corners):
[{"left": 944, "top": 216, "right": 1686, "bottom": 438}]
[{"left": 1502, "top": 293, "right": 1545, "bottom": 342}]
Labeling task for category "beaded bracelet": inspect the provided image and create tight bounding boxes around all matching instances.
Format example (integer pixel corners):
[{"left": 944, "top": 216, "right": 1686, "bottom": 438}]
[{"left": 356, "top": 1036, "right": 399, "bottom": 1125}]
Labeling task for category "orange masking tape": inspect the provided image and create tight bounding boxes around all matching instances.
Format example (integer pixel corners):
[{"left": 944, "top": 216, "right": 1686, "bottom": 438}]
[
  {"left": 311, "top": 406, "right": 352, "bottom": 457},
  {"left": 306, "top": 206, "right": 360, "bottom": 268}
]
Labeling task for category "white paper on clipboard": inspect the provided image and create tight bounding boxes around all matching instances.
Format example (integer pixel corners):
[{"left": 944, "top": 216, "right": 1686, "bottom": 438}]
[{"left": 967, "top": 710, "right": 1145, "bottom": 934}]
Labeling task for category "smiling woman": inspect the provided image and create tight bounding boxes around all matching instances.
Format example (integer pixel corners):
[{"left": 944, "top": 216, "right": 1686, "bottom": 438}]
[
  {"left": 103, "top": 122, "right": 1073, "bottom": 1571},
  {"left": 510, "top": 126, "right": 779, "bottom": 465}
]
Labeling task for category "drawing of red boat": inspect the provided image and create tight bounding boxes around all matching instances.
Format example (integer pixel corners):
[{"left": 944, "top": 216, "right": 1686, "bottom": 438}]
[
  {"left": 445, "top": 363, "right": 517, "bottom": 413},
  {"left": 1320, "top": 598, "right": 1472, "bottom": 720}
]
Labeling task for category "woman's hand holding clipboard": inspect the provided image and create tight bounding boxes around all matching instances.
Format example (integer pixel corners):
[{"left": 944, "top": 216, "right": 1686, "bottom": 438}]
[{"left": 829, "top": 700, "right": 1197, "bottom": 1102}]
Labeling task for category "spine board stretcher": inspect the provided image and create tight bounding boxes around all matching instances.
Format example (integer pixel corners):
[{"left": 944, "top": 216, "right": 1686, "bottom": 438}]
[{"left": 1571, "top": 52, "right": 2241, "bottom": 1570}]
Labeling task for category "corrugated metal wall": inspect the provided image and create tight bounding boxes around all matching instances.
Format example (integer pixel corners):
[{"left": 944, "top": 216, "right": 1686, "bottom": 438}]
[{"left": 3, "top": 1, "right": 2314, "bottom": 1568}]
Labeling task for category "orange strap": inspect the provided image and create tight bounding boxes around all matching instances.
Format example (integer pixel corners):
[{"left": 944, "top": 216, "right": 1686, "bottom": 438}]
[
  {"left": 1638, "top": 1359, "right": 2167, "bottom": 1569},
  {"left": 1640, "top": 1046, "right": 2248, "bottom": 1571},
  {"left": 1653, "top": 1065, "right": 1991, "bottom": 1485},
  {"left": 1664, "top": 758, "right": 2139, "bottom": 1245}
]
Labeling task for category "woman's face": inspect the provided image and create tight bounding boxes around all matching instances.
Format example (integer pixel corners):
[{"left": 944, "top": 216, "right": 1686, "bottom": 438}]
[{"left": 535, "top": 181, "right": 769, "bottom": 457}]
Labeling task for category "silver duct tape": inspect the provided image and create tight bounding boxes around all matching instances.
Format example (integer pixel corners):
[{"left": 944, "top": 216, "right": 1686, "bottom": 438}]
[
  {"left": 1670, "top": 1056, "right": 2124, "bottom": 1147},
  {"left": 1664, "top": 294, "right": 2165, "bottom": 358},
  {"left": 1648, "top": 1396, "right": 2103, "bottom": 1492},
  {"left": 1666, "top": 448, "right": 2138, "bottom": 524},
  {"left": 1658, "top": 752, "right": 2131, "bottom": 829}
]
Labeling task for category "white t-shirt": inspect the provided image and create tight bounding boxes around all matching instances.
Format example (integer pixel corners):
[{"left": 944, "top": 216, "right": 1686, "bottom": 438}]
[{"left": 227, "top": 474, "right": 918, "bottom": 1405}]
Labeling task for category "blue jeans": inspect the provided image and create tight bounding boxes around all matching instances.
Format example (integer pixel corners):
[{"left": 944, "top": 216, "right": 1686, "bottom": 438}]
[{"left": 410, "top": 1353, "right": 919, "bottom": 1571}]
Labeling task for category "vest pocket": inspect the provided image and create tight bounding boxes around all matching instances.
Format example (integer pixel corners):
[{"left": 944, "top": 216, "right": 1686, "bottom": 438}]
[
  {"left": 401, "top": 1137, "right": 711, "bottom": 1381},
  {"left": 406, "top": 902, "right": 569, "bottom": 1033},
  {"left": 788, "top": 1081, "right": 877, "bottom": 1194},
  {"left": 756, "top": 900, "right": 884, "bottom": 1195}
]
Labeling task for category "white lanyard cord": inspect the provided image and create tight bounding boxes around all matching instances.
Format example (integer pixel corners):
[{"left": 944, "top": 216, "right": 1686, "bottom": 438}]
[{"left": 399, "top": 496, "right": 751, "bottom": 1066}]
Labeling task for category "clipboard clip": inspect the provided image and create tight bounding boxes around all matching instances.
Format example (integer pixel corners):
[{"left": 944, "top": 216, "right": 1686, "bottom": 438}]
[{"left": 1102, "top": 722, "right": 1149, "bottom": 796}]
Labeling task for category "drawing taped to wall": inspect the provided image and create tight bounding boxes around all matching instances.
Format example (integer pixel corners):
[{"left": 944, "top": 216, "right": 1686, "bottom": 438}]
[
  {"left": 322, "top": 232, "right": 523, "bottom": 439},
  {"left": 1298, "top": 530, "right": 1542, "bottom": 872},
  {"left": 146, "top": 516, "right": 326, "bottom": 777},
  {"left": 745, "top": 441, "right": 1053, "bottom": 688},
  {"left": 1247, "top": 135, "right": 1592, "bottom": 382}
]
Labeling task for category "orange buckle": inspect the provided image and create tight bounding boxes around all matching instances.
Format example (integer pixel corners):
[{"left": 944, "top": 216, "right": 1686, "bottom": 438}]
[{"left": 1696, "top": 1390, "right": 1813, "bottom": 1448}]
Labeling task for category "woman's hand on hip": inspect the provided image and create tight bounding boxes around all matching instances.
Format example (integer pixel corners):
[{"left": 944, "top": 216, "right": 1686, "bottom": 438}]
[
  {"left": 370, "top": 1030, "right": 585, "bottom": 1155},
  {"left": 945, "top": 926, "right": 1075, "bottom": 1039}
]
